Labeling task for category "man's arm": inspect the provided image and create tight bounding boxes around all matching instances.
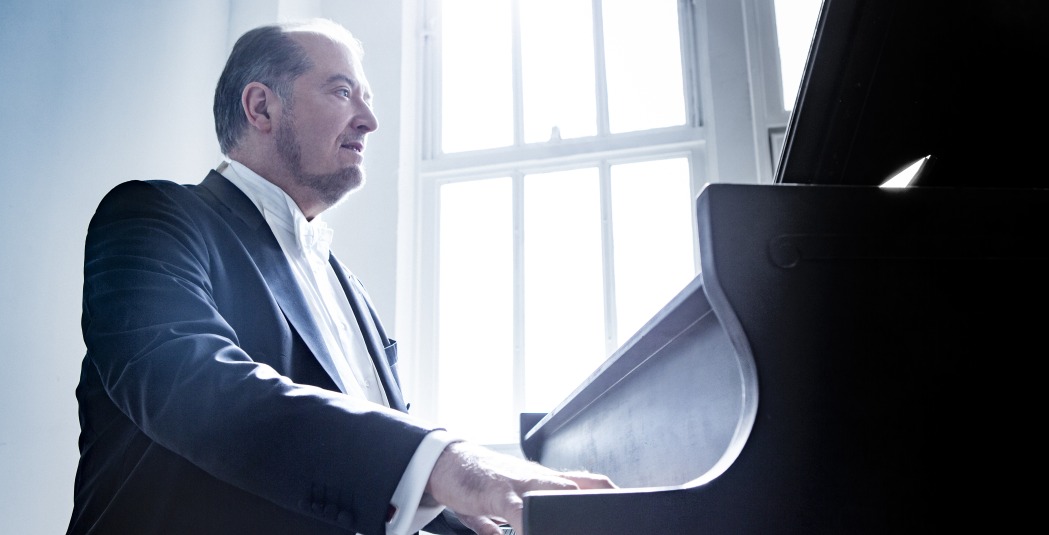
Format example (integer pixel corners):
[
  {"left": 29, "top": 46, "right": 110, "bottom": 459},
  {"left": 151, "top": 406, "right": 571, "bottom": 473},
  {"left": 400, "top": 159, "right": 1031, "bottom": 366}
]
[{"left": 81, "top": 180, "right": 437, "bottom": 533}]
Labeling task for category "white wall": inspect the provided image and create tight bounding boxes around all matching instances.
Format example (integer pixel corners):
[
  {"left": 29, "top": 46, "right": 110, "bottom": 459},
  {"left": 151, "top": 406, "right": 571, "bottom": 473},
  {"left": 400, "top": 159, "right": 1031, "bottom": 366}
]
[{"left": 0, "top": 1, "right": 404, "bottom": 532}]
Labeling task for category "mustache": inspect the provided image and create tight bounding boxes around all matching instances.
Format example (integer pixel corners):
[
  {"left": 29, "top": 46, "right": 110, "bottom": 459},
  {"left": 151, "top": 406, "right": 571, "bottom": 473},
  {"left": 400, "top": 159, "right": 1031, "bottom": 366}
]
[{"left": 339, "top": 135, "right": 366, "bottom": 151}]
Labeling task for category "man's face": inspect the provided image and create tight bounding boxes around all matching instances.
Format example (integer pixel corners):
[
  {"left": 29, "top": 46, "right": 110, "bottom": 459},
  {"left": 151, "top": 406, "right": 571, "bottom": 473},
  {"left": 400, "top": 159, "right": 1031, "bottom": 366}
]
[{"left": 276, "top": 33, "right": 378, "bottom": 210}]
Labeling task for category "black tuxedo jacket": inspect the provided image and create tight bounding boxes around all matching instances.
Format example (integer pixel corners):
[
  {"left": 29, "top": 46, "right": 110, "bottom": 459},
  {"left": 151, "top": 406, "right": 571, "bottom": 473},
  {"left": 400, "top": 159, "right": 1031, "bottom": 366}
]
[{"left": 68, "top": 173, "right": 459, "bottom": 534}]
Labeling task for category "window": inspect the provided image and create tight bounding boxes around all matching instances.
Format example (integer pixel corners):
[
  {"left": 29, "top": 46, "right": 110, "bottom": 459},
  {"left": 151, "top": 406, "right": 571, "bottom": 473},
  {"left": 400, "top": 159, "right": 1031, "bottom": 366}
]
[
  {"left": 774, "top": 0, "right": 822, "bottom": 112},
  {"left": 746, "top": 0, "right": 823, "bottom": 178},
  {"left": 401, "top": 0, "right": 822, "bottom": 447}
]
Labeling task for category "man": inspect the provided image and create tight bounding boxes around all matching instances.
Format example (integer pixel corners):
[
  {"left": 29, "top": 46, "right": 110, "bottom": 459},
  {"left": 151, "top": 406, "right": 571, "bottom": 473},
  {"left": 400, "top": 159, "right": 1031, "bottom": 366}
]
[{"left": 68, "top": 18, "right": 613, "bottom": 535}]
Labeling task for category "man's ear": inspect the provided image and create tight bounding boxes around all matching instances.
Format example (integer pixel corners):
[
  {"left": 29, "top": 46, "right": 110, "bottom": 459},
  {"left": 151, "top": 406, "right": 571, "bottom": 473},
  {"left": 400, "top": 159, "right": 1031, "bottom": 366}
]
[{"left": 241, "top": 82, "right": 278, "bottom": 133}]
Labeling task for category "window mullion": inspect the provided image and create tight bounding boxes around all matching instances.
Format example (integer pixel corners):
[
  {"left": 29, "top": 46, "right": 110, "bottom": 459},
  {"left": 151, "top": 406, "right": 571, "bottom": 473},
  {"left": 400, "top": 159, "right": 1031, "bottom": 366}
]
[
  {"left": 512, "top": 170, "right": 526, "bottom": 419},
  {"left": 424, "top": 0, "right": 442, "bottom": 160},
  {"left": 598, "top": 160, "right": 618, "bottom": 355},
  {"left": 511, "top": 0, "right": 525, "bottom": 147},
  {"left": 678, "top": 0, "right": 702, "bottom": 127},
  {"left": 592, "top": 0, "right": 610, "bottom": 137}
]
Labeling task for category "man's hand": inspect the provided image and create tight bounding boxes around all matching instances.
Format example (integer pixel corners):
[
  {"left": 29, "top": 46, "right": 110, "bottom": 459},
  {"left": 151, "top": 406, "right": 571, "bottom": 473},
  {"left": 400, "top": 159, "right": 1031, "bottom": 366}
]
[{"left": 425, "top": 441, "right": 617, "bottom": 535}]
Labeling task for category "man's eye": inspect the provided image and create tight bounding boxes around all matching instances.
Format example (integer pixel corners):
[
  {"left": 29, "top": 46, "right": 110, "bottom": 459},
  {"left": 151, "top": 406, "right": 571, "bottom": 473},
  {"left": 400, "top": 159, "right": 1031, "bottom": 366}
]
[{"left": 338, "top": 89, "right": 351, "bottom": 98}]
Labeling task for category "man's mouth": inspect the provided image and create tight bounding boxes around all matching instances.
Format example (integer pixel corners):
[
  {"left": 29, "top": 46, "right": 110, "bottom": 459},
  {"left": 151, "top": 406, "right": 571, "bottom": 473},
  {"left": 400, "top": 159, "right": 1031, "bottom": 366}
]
[{"left": 341, "top": 140, "right": 364, "bottom": 153}]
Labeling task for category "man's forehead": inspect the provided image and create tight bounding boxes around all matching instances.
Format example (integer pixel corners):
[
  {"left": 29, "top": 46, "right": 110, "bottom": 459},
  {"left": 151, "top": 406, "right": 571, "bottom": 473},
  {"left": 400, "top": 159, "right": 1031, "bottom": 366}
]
[
  {"left": 290, "top": 32, "right": 370, "bottom": 87},
  {"left": 290, "top": 31, "right": 359, "bottom": 61}
]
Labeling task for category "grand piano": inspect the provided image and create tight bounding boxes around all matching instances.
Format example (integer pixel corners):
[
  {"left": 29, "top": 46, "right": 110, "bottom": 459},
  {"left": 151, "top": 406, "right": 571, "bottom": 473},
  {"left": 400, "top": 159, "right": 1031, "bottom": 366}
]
[{"left": 518, "top": 1, "right": 1049, "bottom": 532}]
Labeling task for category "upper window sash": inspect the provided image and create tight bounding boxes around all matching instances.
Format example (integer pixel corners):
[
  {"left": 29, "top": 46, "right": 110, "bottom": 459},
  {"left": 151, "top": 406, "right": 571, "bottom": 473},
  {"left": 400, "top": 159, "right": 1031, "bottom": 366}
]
[{"left": 421, "top": 0, "right": 702, "bottom": 163}]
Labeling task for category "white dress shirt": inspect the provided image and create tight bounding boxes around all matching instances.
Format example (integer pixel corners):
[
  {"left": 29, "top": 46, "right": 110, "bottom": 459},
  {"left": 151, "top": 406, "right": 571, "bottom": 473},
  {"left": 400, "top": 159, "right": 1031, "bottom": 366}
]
[{"left": 218, "top": 160, "right": 453, "bottom": 535}]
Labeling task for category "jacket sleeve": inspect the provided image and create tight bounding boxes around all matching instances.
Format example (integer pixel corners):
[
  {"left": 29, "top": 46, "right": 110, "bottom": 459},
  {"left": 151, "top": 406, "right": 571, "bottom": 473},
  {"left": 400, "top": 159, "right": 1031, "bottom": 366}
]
[{"left": 80, "top": 180, "right": 436, "bottom": 534}]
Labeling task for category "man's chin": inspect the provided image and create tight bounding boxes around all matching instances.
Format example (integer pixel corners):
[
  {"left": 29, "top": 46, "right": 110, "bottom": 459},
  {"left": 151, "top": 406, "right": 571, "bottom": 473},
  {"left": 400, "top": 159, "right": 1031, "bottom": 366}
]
[
  {"left": 343, "top": 175, "right": 366, "bottom": 196},
  {"left": 341, "top": 165, "right": 366, "bottom": 194},
  {"left": 309, "top": 166, "right": 366, "bottom": 207}
]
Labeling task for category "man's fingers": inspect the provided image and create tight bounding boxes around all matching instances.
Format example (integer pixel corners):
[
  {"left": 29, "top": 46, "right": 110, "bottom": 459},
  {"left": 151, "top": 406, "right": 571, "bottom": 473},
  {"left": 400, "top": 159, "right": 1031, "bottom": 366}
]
[
  {"left": 456, "top": 513, "right": 508, "bottom": 535},
  {"left": 563, "top": 471, "right": 618, "bottom": 490}
]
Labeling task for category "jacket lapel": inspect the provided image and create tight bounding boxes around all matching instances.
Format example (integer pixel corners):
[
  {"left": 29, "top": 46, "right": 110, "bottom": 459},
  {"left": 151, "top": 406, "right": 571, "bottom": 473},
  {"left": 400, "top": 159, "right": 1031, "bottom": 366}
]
[
  {"left": 197, "top": 172, "right": 348, "bottom": 393},
  {"left": 329, "top": 257, "right": 408, "bottom": 412}
]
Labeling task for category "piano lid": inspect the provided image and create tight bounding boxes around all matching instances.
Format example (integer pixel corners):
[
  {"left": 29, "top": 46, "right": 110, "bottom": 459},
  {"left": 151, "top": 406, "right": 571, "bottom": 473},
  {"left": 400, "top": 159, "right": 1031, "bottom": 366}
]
[{"left": 777, "top": 0, "right": 1049, "bottom": 189}]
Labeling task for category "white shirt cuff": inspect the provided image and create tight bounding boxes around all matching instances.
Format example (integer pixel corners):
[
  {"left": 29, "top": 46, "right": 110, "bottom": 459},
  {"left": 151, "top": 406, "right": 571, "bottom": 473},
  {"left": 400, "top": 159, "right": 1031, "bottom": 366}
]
[{"left": 386, "top": 429, "right": 462, "bottom": 535}]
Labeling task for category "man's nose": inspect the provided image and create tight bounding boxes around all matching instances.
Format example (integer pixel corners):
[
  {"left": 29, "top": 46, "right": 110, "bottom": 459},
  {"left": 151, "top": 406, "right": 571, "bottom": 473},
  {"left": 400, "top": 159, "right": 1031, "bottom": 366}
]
[{"left": 354, "top": 104, "right": 378, "bottom": 133}]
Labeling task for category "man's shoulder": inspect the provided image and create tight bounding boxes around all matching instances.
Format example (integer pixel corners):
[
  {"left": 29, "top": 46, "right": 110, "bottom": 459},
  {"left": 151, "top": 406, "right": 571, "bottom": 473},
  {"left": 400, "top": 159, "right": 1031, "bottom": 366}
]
[
  {"left": 105, "top": 177, "right": 202, "bottom": 197},
  {"left": 92, "top": 173, "right": 264, "bottom": 238},
  {"left": 98, "top": 173, "right": 227, "bottom": 206},
  {"left": 91, "top": 176, "right": 220, "bottom": 225}
]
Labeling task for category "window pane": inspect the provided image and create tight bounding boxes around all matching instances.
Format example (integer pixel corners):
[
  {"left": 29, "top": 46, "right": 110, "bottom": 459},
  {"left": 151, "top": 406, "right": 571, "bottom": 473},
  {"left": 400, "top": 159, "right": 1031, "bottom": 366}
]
[
  {"left": 611, "top": 158, "right": 695, "bottom": 344},
  {"left": 603, "top": 0, "right": 685, "bottom": 133},
  {"left": 441, "top": 0, "right": 513, "bottom": 153},
  {"left": 520, "top": 0, "right": 597, "bottom": 143},
  {"left": 774, "top": 0, "right": 822, "bottom": 111},
  {"left": 523, "top": 168, "right": 606, "bottom": 412},
  {"left": 437, "top": 178, "right": 515, "bottom": 443}
]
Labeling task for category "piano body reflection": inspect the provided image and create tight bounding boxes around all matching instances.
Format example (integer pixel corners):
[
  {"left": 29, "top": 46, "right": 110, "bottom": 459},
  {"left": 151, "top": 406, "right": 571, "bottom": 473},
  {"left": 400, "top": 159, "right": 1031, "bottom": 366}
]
[{"left": 519, "top": 1, "right": 1049, "bottom": 532}]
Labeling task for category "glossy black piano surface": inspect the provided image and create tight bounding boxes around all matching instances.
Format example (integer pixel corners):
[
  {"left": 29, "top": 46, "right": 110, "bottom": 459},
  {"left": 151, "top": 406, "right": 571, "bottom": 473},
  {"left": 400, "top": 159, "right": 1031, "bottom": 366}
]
[{"left": 519, "top": 1, "right": 1049, "bottom": 532}]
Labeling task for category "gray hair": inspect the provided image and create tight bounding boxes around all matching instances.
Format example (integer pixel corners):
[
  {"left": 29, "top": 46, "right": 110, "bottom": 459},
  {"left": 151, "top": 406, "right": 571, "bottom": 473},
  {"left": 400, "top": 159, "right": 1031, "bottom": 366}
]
[{"left": 213, "top": 19, "right": 363, "bottom": 155}]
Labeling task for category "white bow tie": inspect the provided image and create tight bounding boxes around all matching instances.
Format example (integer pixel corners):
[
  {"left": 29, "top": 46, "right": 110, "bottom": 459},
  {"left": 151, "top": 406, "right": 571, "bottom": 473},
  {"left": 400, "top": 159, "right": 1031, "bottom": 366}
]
[{"left": 295, "top": 216, "right": 334, "bottom": 262}]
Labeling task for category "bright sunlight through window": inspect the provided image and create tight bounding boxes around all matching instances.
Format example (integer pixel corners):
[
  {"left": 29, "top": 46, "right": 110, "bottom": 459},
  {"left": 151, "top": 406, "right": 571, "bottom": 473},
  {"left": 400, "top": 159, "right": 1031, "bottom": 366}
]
[
  {"left": 775, "top": 0, "right": 822, "bottom": 110},
  {"left": 426, "top": 0, "right": 820, "bottom": 446}
]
